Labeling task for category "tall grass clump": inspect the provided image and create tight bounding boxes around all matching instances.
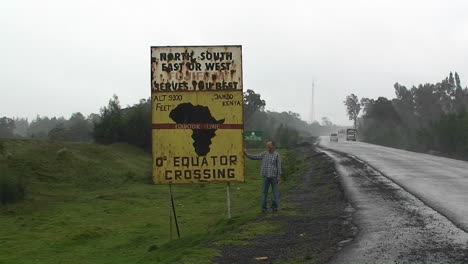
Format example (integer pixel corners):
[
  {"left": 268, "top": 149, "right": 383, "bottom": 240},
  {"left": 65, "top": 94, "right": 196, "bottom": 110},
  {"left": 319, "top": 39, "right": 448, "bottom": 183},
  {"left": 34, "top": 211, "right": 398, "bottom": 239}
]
[{"left": 0, "top": 164, "right": 25, "bottom": 205}]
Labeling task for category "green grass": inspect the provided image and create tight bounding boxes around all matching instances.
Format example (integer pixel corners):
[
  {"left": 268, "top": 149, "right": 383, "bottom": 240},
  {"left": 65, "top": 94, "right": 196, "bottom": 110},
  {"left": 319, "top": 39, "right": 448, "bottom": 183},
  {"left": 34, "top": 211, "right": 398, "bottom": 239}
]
[{"left": 0, "top": 140, "right": 300, "bottom": 264}]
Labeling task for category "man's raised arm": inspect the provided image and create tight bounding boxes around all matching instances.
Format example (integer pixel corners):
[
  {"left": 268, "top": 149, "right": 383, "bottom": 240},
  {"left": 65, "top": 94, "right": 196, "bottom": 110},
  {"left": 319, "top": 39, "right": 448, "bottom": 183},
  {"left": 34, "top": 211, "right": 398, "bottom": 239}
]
[{"left": 244, "top": 150, "right": 265, "bottom": 160}]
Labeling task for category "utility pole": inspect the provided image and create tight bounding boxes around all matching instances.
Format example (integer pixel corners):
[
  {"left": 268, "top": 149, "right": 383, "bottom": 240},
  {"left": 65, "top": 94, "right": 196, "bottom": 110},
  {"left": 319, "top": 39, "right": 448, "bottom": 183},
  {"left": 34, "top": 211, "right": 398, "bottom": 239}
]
[{"left": 310, "top": 81, "right": 315, "bottom": 123}]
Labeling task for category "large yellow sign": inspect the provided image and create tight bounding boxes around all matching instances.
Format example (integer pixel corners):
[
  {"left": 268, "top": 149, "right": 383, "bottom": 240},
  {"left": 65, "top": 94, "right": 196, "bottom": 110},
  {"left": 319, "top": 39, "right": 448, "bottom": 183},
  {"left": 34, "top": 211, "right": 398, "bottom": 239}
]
[{"left": 151, "top": 46, "right": 244, "bottom": 184}]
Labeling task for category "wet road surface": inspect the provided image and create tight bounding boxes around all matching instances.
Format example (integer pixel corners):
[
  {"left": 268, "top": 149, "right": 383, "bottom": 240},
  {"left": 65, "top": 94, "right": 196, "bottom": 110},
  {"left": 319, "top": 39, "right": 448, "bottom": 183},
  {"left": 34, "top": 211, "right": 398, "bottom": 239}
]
[
  {"left": 319, "top": 147, "right": 468, "bottom": 263},
  {"left": 319, "top": 137, "right": 468, "bottom": 232}
]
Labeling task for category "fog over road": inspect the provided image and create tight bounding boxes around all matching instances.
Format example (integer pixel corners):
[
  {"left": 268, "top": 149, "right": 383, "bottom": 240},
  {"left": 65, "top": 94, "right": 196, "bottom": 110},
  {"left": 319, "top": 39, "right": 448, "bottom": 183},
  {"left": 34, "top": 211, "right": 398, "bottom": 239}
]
[
  {"left": 318, "top": 137, "right": 468, "bottom": 263},
  {"left": 319, "top": 137, "right": 468, "bottom": 232}
]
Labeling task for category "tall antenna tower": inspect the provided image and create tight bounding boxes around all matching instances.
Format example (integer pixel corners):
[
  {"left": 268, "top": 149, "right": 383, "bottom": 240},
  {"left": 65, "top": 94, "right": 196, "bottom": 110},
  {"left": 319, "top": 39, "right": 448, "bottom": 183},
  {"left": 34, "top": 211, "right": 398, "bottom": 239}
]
[{"left": 310, "top": 81, "right": 315, "bottom": 123}]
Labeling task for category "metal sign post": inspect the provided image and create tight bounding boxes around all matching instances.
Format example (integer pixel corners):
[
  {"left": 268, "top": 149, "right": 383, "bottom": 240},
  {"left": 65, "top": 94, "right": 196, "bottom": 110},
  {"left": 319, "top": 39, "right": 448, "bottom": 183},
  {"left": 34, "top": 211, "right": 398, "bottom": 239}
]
[
  {"left": 169, "top": 196, "right": 173, "bottom": 241},
  {"left": 169, "top": 184, "right": 181, "bottom": 238}
]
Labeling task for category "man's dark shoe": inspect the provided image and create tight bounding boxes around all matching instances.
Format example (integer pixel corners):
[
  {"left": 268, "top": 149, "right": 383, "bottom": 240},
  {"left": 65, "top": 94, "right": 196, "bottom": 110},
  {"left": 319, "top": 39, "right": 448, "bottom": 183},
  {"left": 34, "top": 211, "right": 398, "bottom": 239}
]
[{"left": 272, "top": 208, "right": 278, "bottom": 212}]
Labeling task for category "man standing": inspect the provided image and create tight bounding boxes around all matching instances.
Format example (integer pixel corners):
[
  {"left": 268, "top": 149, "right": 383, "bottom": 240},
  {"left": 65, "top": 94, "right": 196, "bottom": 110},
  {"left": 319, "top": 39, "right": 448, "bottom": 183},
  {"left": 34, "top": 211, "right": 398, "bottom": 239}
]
[{"left": 244, "top": 140, "right": 282, "bottom": 212}]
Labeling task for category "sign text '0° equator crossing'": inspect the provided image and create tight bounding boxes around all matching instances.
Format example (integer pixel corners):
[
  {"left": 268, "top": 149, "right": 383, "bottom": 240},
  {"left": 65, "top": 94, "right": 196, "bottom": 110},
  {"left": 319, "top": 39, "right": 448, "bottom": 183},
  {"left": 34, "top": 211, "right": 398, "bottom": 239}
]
[{"left": 151, "top": 46, "right": 244, "bottom": 184}]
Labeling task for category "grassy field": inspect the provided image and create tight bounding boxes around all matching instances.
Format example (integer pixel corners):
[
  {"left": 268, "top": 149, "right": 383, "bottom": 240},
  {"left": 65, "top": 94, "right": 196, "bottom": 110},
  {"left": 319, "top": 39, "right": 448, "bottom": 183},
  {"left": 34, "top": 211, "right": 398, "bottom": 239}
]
[{"left": 0, "top": 139, "right": 301, "bottom": 264}]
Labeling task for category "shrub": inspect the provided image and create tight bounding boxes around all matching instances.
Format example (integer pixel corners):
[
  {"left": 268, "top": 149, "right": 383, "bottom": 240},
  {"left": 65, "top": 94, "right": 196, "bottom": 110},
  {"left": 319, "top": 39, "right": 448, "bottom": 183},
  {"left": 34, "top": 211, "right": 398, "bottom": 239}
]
[
  {"left": 0, "top": 140, "right": 4, "bottom": 155},
  {"left": 0, "top": 166, "right": 25, "bottom": 204},
  {"left": 56, "top": 148, "right": 72, "bottom": 161},
  {"left": 122, "top": 170, "right": 136, "bottom": 183}
]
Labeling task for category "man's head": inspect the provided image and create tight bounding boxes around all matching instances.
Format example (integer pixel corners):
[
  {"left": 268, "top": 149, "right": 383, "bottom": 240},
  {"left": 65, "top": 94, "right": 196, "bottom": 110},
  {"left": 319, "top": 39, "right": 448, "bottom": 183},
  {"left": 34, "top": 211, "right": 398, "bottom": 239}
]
[{"left": 266, "top": 140, "right": 275, "bottom": 152}]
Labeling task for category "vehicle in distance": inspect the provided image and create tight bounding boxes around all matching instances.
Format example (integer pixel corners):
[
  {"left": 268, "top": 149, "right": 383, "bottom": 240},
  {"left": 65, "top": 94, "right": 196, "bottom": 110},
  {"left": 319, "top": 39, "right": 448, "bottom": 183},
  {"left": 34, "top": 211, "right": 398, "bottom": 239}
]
[
  {"left": 338, "top": 129, "right": 346, "bottom": 138},
  {"left": 330, "top": 133, "right": 338, "bottom": 142},
  {"left": 346, "top": 129, "right": 357, "bottom": 141}
]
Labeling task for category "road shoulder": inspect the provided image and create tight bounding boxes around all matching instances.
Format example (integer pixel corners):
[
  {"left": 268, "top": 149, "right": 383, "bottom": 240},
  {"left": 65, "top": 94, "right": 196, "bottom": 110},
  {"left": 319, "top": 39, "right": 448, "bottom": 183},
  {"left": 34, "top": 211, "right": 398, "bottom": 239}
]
[
  {"left": 321, "top": 148, "right": 468, "bottom": 264},
  {"left": 212, "top": 146, "right": 354, "bottom": 264}
]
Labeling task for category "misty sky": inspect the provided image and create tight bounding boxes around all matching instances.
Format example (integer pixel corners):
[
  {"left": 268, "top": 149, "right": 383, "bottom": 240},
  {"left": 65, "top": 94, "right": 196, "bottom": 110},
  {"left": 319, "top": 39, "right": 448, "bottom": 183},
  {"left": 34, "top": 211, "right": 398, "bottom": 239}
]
[{"left": 1, "top": 0, "right": 468, "bottom": 125}]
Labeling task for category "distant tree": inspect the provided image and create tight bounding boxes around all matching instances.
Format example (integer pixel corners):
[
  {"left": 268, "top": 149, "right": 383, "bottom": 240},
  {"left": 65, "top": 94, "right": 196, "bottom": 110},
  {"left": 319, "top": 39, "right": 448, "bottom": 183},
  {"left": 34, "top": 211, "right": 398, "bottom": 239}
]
[
  {"left": 321, "top": 117, "right": 333, "bottom": 127},
  {"left": 272, "top": 123, "right": 299, "bottom": 148},
  {"left": 92, "top": 96, "right": 152, "bottom": 149},
  {"left": 394, "top": 83, "right": 414, "bottom": 105},
  {"left": 278, "top": 124, "right": 289, "bottom": 147},
  {"left": 87, "top": 113, "right": 101, "bottom": 125},
  {"left": 260, "top": 111, "right": 311, "bottom": 139},
  {"left": 28, "top": 116, "right": 65, "bottom": 139},
  {"left": 48, "top": 124, "right": 69, "bottom": 141},
  {"left": 244, "top": 110, "right": 270, "bottom": 139},
  {"left": 93, "top": 95, "right": 123, "bottom": 144},
  {"left": 0, "top": 117, "right": 15, "bottom": 138},
  {"left": 453, "top": 72, "right": 467, "bottom": 111},
  {"left": 360, "top": 97, "right": 373, "bottom": 115},
  {"left": 359, "top": 72, "right": 468, "bottom": 156},
  {"left": 360, "top": 97, "right": 402, "bottom": 147},
  {"left": 287, "top": 127, "right": 299, "bottom": 147},
  {"left": 365, "top": 97, "right": 400, "bottom": 121},
  {"left": 287, "top": 111, "right": 301, "bottom": 119},
  {"left": 121, "top": 98, "right": 151, "bottom": 150},
  {"left": 393, "top": 83, "right": 417, "bottom": 130},
  {"left": 430, "top": 109, "right": 468, "bottom": 155},
  {"left": 47, "top": 112, "right": 92, "bottom": 142},
  {"left": 412, "top": 83, "right": 443, "bottom": 125},
  {"left": 243, "top": 89, "right": 266, "bottom": 122},
  {"left": 344, "top": 94, "right": 361, "bottom": 129},
  {"left": 437, "top": 73, "right": 456, "bottom": 113},
  {"left": 67, "top": 112, "right": 92, "bottom": 141},
  {"left": 13, "top": 118, "right": 29, "bottom": 137}
]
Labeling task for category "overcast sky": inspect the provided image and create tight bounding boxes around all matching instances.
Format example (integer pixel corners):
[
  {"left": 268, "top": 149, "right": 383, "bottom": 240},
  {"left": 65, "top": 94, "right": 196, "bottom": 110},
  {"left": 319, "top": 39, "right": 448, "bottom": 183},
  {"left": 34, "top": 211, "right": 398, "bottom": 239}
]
[{"left": 1, "top": 0, "right": 468, "bottom": 125}]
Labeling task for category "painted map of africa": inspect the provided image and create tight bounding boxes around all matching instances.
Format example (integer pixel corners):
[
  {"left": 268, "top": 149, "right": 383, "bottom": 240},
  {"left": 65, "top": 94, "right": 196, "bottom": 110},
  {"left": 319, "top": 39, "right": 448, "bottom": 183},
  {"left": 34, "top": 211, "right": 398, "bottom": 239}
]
[{"left": 169, "top": 103, "right": 225, "bottom": 156}]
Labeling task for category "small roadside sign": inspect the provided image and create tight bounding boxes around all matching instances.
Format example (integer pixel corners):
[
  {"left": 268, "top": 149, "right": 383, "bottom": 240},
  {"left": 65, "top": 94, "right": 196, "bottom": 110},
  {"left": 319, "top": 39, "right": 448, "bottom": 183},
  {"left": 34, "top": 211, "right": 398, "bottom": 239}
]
[{"left": 244, "top": 131, "right": 263, "bottom": 141}]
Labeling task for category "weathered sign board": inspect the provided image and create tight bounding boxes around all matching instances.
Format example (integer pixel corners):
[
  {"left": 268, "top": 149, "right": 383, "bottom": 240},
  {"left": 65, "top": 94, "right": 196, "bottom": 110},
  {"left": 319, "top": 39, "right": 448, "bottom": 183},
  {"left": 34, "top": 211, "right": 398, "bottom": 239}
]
[
  {"left": 244, "top": 131, "right": 263, "bottom": 141},
  {"left": 151, "top": 46, "right": 244, "bottom": 184}
]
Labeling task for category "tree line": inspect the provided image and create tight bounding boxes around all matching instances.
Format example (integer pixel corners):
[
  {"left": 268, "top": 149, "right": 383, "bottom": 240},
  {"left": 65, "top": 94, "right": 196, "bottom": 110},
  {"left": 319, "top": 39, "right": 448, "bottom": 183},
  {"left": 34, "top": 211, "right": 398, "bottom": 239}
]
[
  {"left": 0, "top": 114, "right": 95, "bottom": 142},
  {"left": 2, "top": 90, "right": 345, "bottom": 150},
  {"left": 344, "top": 72, "right": 468, "bottom": 158}
]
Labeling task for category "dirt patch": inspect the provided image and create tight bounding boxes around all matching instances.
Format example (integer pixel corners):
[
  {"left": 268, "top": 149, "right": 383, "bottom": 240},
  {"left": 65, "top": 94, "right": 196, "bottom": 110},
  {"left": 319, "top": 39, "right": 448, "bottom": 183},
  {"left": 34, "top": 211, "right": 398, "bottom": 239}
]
[{"left": 213, "top": 147, "right": 354, "bottom": 264}]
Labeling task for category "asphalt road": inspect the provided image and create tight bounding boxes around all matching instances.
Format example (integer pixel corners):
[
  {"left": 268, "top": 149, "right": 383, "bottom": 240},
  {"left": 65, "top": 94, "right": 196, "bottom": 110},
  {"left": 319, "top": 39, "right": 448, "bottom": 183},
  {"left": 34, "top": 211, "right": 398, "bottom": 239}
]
[
  {"left": 318, "top": 137, "right": 468, "bottom": 263},
  {"left": 319, "top": 137, "right": 468, "bottom": 232}
]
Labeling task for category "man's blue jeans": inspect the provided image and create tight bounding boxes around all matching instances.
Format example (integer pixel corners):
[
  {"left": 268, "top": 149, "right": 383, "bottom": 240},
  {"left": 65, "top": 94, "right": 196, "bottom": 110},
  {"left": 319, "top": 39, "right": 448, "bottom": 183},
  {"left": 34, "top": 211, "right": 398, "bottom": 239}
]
[{"left": 262, "top": 177, "right": 279, "bottom": 210}]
